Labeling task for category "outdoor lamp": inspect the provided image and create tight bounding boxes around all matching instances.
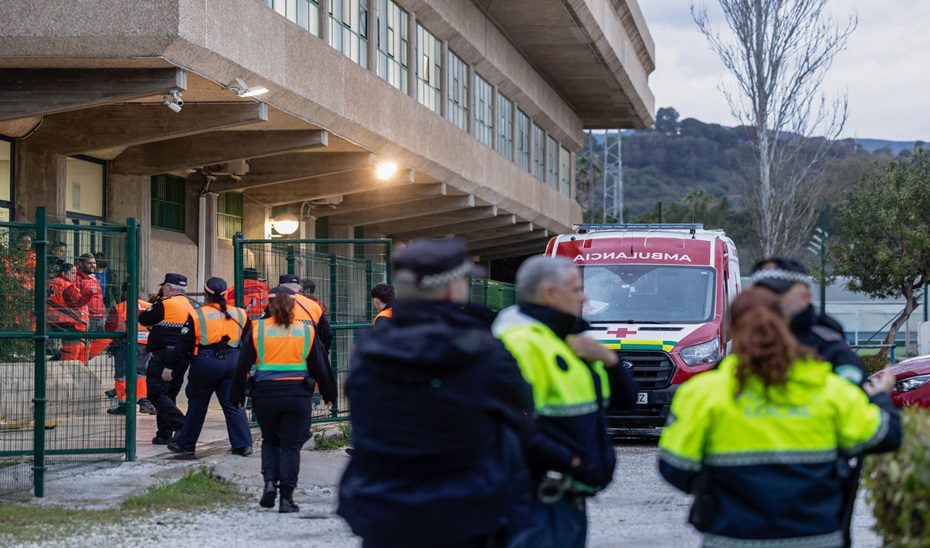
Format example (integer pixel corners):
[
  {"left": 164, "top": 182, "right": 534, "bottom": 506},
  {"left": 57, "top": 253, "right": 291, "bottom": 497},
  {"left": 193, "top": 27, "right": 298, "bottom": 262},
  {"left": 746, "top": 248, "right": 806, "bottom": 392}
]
[
  {"left": 375, "top": 161, "right": 399, "bottom": 180},
  {"left": 271, "top": 213, "right": 300, "bottom": 235},
  {"left": 227, "top": 77, "right": 270, "bottom": 98}
]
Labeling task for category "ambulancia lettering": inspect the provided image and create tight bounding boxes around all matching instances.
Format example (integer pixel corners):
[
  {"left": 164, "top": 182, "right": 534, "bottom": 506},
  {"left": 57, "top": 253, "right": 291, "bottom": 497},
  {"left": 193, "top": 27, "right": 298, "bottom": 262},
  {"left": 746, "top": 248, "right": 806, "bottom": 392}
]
[{"left": 573, "top": 252, "right": 693, "bottom": 262}]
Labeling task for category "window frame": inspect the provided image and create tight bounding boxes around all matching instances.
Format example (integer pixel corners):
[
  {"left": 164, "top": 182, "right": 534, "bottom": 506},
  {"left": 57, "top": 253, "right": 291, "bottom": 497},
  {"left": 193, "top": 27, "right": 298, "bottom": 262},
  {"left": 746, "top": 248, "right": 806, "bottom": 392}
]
[
  {"left": 150, "top": 174, "right": 187, "bottom": 233},
  {"left": 217, "top": 192, "right": 244, "bottom": 241},
  {"left": 377, "top": 0, "right": 407, "bottom": 92},
  {"left": 474, "top": 73, "right": 494, "bottom": 148},
  {"left": 496, "top": 93, "right": 514, "bottom": 161},
  {"left": 446, "top": 49, "right": 469, "bottom": 131},
  {"left": 415, "top": 23, "right": 442, "bottom": 113},
  {"left": 66, "top": 155, "right": 107, "bottom": 222},
  {"left": 516, "top": 110, "right": 530, "bottom": 171},
  {"left": 329, "top": 0, "right": 369, "bottom": 67},
  {"left": 531, "top": 124, "right": 546, "bottom": 181}
]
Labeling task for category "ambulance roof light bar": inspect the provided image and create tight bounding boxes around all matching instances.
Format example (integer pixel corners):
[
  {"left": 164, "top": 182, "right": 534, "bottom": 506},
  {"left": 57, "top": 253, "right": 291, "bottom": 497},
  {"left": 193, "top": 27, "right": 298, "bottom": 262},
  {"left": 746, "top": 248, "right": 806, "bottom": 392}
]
[{"left": 573, "top": 223, "right": 704, "bottom": 235}]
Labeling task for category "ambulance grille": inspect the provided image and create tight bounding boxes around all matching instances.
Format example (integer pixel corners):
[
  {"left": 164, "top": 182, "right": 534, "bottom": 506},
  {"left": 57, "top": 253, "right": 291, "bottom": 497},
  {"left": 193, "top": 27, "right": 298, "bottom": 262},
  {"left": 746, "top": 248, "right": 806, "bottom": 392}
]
[{"left": 618, "top": 351, "right": 675, "bottom": 389}]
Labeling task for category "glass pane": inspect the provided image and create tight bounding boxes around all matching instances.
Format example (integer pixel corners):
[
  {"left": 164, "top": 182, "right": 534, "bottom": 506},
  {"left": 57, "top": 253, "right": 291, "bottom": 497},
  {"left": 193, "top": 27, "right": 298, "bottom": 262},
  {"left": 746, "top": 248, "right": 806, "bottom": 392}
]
[
  {"left": 0, "top": 139, "right": 10, "bottom": 202},
  {"left": 65, "top": 157, "right": 104, "bottom": 218}
]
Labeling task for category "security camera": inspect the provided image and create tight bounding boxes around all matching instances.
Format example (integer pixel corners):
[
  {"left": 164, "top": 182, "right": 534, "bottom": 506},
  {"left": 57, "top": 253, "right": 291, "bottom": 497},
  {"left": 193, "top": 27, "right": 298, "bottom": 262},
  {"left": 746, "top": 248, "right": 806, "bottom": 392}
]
[{"left": 163, "top": 90, "right": 183, "bottom": 113}]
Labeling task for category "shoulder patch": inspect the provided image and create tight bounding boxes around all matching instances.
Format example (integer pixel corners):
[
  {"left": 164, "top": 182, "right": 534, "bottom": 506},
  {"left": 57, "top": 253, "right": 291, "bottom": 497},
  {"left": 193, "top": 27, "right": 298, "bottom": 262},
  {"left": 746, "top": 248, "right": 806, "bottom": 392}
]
[
  {"left": 180, "top": 327, "right": 190, "bottom": 335},
  {"left": 811, "top": 325, "right": 843, "bottom": 342}
]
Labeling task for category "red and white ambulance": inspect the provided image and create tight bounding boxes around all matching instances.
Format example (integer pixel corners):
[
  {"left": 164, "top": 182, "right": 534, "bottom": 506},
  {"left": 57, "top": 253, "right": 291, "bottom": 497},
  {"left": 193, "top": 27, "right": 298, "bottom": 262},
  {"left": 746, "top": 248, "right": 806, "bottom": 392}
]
[{"left": 546, "top": 224, "right": 741, "bottom": 428}]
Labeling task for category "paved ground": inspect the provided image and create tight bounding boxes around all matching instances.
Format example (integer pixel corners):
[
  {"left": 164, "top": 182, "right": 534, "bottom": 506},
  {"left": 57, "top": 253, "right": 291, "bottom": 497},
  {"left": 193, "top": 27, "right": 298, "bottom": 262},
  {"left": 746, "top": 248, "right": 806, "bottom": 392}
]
[{"left": 5, "top": 424, "right": 883, "bottom": 547}]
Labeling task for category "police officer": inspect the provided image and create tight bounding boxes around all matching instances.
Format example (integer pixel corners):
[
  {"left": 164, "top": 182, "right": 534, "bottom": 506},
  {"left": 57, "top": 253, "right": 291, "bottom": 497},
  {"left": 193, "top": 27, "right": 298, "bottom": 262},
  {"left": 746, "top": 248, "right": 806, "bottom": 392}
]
[
  {"left": 369, "top": 283, "right": 394, "bottom": 326},
  {"left": 492, "top": 255, "right": 637, "bottom": 548},
  {"left": 139, "top": 273, "right": 195, "bottom": 445},
  {"left": 264, "top": 275, "right": 333, "bottom": 351},
  {"left": 750, "top": 257, "right": 869, "bottom": 547},
  {"left": 164, "top": 277, "right": 253, "bottom": 457},
  {"left": 231, "top": 287, "right": 336, "bottom": 513}
]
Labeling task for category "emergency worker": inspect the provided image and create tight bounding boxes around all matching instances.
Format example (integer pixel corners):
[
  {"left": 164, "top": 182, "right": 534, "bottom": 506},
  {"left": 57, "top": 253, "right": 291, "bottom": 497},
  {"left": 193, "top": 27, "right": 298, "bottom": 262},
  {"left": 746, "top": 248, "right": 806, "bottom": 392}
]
[
  {"left": 76, "top": 253, "right": 110, "bottom": 360},
  {"left": 104, "top": 282, "right": 155, "bottom": 415},
  {"left": 492, "top": 256, "right": 637, "bottom": 548},
  {"left": 339, "top": 239, "right": 536, "bottom": 547},
  {"left": 227, "top": 267, "right": 270, "bottom": 318},
  {"left": 300, "top": 278, "right": 327, "bottom": 315},
  {"left": 139, "top": 273, "right": 195, "bottom": 445},
  {"left": 750, "top": 257, "right": 870, "bottom": 547},
  {"left": 164, "top": 277, "right": 252, "bottom": 457},
  {"left": 264, "top": 274, "right": 332, "bottom": 351},
  {"left": 369, "top": 283, "right": 394, "bottom": 326},
  {"left": 658, "top": 288, "right": 901, "bottom": 548},
  {"left": 47, "top": 263, "right": 94, "bottom": 362},
  {"left": 231, "top": 287, "right": 336, "bottom": 513},
  {"left": 3, "top": 233, "right": 37, "bottom": 329}
]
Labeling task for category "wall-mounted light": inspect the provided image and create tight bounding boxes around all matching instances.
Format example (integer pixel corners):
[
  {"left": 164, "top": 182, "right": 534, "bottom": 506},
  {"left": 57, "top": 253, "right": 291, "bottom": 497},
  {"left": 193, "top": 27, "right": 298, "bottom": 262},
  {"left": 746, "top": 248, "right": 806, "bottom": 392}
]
[
  {"left": 227, "top": 77, "right": 269, "bottom": 98},
  {"left": 375, "top": 161, "right": 399, "bottom": 181},
  {"left": 271, "top": 212, "right": 300, "bottom": 235},
  {"left": 163, "top": 90, "right": 183, "bottom": 113}
]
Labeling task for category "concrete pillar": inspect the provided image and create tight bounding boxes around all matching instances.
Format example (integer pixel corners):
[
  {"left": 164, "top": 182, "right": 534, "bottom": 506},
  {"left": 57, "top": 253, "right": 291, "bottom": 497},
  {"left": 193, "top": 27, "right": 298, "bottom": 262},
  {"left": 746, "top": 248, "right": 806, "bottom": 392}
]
[
  {"left": 440, "top": 40, "right": 449, "bottom": 118},
  {"left": 407, "top": 12, "right": 417, "bottom": 100},
  {"left": 107, "top": 172, "right": 151, "bottom": 295},
  {"left": 197, "top": 192, "right": 219, "bottom": 288},
  {"left": 367, "top": 0, "right": 379, "bottom": 75},
  {"left": 243, "top": 198, "right": 271, "bottom": 275},
  {"left": 319, "top": 0, "right": 331, "bottom": 45},
  {"left": 14, "top": 140, "right": 66, "bottom": 220},
  {"left": 329, "top": 224, "right": 354, "bottom": 257}
]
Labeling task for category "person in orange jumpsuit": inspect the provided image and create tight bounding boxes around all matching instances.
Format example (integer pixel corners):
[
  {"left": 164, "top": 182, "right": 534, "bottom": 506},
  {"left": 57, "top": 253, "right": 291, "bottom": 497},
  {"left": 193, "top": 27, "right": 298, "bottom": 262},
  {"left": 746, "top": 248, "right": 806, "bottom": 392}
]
[
  {"left": 104, "top": 282, "right": 156, "bottom": 415},
  {"left": 47, "top": 263, "right": 95, "bottom": 362},
  {"left": 227, "top": 267, "right": 270, "bottom": 319}
]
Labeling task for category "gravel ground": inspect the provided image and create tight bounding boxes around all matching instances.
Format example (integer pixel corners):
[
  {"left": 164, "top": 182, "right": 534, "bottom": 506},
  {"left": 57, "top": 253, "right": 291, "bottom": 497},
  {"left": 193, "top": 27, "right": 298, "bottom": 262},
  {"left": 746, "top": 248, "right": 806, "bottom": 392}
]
[{"left": 7, "top": 435, "right": 883, "bottom": 547}]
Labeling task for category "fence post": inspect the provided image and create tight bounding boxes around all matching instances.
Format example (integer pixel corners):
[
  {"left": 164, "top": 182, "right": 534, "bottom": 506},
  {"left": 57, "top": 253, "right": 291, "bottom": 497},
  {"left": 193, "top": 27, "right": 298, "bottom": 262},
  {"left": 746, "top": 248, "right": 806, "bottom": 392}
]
[
  {"left": 329, "top": 253, "right": 339, "bottom": 418},
  {"left": 32, "top": 207, "right": 48, "bottom": 497},
  {"left": 365, "top": 259, "right": 373, "bottom": 323},
  {"left": 233, "top": 233, "right": 244, "bottom": 308},
  {"left": 125, "top": 218, "right": 139, "bottom": 462},
  {"left": 385, "top": 240, "right": 392, "bottom": 283},
  {"left": 286, "top": 245, "right": 295, "bottom": 275}
]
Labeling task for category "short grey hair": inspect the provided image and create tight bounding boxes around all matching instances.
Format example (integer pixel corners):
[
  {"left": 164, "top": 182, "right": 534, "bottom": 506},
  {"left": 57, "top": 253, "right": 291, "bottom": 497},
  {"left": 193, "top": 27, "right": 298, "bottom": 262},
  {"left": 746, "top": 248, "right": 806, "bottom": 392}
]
[
  {"left": 515, "top": 256, "right": 578, "bottom": 302},
  {"left": 163, "top": 283, "right": 186, "bottom": 293}
]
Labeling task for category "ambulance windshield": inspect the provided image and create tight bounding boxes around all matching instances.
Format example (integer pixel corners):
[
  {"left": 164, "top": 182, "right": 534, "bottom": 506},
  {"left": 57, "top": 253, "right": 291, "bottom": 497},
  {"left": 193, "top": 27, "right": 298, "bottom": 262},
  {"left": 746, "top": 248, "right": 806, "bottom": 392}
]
[{"left": 581, "top": 265, "right": 716, "bottom": 324}]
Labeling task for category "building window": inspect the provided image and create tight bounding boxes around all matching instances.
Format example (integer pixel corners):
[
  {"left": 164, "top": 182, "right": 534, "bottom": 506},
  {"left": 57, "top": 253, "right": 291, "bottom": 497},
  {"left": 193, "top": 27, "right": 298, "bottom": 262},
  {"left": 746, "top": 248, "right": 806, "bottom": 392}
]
[
  {"left": 474, "top": 74, "right": 494, "bottom": 148},
  {"left": 559, "top": 146, "right": 571, "bottom": 197},
  {"left": 0, "top": 136, "right": 12, "bottom": 221},
  {"left": 447, "top": 50, "right": 469, "bottom": 131},
  {"left": 266, "top": 0, "right": 320, "bottom": 36},
  {"left": 377, "top": 0, "right": 407, "bottom": 92},
  {"left": 217, "top": 192, "right": 244, "bottom": 240},
  {"left": 151, "top": 174, "right": 186, "bottom": 233},
  {"left": 516, "top": 110, "right": 530, "bottom": 171},
  {"left": 546, "top": 136, "right": 559, "bottom": 189},
  {"left": 416, "top": 23, "right": 442, "bottom": 113},
  {"left": 496, "top": 93, "right": 514, "bottom": 161},
  {"left": 531, "top": 124, "right": 545, "bottom": 181},
  {"left": 66, "top": 156, "right": 105, "bottom": 220},
  {"left": 329, "top": 0, "right": 369, "bottom": 68}
]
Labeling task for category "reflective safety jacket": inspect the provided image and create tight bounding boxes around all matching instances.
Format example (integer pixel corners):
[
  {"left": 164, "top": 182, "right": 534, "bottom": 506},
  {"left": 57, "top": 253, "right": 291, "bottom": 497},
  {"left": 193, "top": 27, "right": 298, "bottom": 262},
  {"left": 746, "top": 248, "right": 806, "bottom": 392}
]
[
  {"left": 139, "top": 294, "right": 195, "bottom": 352},
  {"left": 106, "top": 298, "right": 151, "bottom": 344},
  {"left": 191, "top": 303, "right": 247, "bottom": 350},
  {"left": 228, "top": 279, "right": 270, "bottom": 318},
  {"left": 372, "top": 304, "right": 393, "bottom": 326},
  {"left": 658, "top": 355, "right": 901, "bottom": 548},
  {"left": 47, "top": 276, "right": 90, "bottom": 330},
  {"left": 250, "top": 319, "right": 315, "bottom": 382},
  {"left": 260, "top": 294, "right": 333, "bottom": 350},
  {"left": 75, "top": 270, "right": 105, "bottom": 321},
  {"left": 493, "top": 304, "right": 617, "bottom": 490}
]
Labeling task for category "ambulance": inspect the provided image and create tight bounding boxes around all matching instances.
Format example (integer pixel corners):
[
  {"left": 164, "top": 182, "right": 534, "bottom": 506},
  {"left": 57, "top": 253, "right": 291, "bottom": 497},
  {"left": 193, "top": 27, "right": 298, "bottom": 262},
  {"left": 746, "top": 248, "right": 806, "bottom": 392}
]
[{"left": 546, "top": 224, "right": 741, "bottom": 428}]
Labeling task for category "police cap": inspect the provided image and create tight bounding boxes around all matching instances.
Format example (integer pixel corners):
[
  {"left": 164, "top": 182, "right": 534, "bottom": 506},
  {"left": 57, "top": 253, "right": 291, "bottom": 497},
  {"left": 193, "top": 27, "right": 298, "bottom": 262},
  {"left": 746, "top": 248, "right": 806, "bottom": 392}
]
[
  {"left": 159, "top": 273, "right": 187, "bottom": 287},
  {"left": 279, "top": 274, "right": 300, "bottom": 285},
  {"left": 393, "top": 238, "right": 486, "bottom": 289},
  {"left": 749, "top": 257, "right": 810, "bottom": 294}
]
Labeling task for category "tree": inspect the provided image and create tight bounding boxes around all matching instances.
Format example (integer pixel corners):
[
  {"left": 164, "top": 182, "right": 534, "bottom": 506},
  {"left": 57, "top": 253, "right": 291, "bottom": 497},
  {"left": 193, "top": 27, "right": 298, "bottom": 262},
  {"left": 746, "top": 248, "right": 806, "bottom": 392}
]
[
  {"left": 692, "top": 0, "right": 856, "bottom": 256},
  {"left": 832, "top": 150, "right": 930, "bottom": 355},
  {"left": 654, "top": 107, "right": 681, "bottom": 135}
]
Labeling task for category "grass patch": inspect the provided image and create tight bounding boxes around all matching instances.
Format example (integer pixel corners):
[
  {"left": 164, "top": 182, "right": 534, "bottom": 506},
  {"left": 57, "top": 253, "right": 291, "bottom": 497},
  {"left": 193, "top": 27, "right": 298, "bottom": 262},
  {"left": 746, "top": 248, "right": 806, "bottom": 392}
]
[
  {"left": 0, "top": 467, "right": 244, "bottom": 543},
  {"left": 313, "top": 423, "right": 352, "bottom": 451}
]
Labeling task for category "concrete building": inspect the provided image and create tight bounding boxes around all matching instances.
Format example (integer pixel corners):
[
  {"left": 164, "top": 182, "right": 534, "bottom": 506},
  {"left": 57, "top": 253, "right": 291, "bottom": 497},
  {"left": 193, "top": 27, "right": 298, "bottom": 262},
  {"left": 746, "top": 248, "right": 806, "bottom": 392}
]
[{"left": 0, "top": 0, "right": 654, "bottom": 292}]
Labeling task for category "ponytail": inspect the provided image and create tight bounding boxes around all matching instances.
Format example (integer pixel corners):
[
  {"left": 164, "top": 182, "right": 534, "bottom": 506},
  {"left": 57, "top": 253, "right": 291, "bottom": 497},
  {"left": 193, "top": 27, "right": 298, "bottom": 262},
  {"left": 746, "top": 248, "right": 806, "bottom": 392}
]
[
  {"left": 206, "top": 290, "right": 233, "bottom": 320},
  {"left": 729, "top": 288, "right": 811, "bottom": 397},
  {"left": 267, "top": 291, "right": 295, "bottom": 327}
]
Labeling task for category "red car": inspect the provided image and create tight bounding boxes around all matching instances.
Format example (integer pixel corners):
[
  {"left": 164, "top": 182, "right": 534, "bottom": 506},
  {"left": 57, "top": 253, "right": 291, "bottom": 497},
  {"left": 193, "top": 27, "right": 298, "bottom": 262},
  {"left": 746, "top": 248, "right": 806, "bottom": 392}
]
[{"left": 886, "top": 355, "right": 930, "bottom": 408}]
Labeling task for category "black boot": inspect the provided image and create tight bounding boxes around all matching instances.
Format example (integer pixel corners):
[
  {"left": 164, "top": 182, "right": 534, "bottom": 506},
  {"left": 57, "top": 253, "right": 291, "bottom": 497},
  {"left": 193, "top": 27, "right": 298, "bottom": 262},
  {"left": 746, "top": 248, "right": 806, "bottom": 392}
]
[
  {"left": 278, "top": 486, "right": 299, "bottom": 514},
  {"left": 259, "top": 481, "right": 277, "bottom": 508}
]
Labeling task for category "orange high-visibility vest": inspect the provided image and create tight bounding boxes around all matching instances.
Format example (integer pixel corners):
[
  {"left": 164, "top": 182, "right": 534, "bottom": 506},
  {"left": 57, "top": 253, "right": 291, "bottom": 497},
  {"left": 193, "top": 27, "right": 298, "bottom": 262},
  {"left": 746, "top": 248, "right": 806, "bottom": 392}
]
[
  {"left": 373, "top": 306, "right": 393, "bottom": 326},
  {"left": 191, "top": 303, "right": 247, "bottom": 349},
  {"left": 266, "top": 292, "right": 323, "bottom": 325},
  {"left": 251, "top": 319, "right": 315, "bottom": 382},
  {"left": 157, "top": 295, "right": 195, "bottom": 328},
  {"left": 114, "top": 299, "right": 151, "bottom": 344},
  {"left": 47, "top": 276, "right": 87, "bottom": 329}
]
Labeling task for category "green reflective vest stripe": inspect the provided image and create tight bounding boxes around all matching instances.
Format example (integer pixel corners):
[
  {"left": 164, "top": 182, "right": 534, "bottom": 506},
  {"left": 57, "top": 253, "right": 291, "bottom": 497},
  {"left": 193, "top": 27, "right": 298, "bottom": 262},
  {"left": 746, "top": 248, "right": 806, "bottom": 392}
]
[{"left": 195, "top": 306, "right": 245, "bottom": 348}]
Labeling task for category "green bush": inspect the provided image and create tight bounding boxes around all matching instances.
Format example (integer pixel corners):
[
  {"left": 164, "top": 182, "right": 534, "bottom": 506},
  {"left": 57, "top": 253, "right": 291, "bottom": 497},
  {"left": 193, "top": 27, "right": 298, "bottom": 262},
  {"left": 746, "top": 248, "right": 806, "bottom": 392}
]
[
  {"left": 864, "top": 407, "right": 930, "bottom": 547},
  {"left": 861, "top": 353, "right": 889, "bottom": 375}
]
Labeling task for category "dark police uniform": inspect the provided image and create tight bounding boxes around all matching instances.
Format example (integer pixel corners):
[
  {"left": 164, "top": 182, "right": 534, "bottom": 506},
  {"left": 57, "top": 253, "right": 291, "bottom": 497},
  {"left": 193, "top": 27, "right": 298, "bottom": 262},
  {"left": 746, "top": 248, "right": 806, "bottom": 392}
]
[
  {"left": 139, "top": 273, "right": 194, "bottom": 444},
  {"left": 166, "top": 286, "right": 252, "bottom": 456},
  {"left": 231, "top": 298, "right": 336, "bottom": 513}
]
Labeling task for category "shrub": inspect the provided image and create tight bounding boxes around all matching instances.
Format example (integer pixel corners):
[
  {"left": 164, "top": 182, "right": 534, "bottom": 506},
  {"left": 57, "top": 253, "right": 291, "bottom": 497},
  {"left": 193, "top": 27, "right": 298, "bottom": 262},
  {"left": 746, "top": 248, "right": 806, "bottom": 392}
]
[
  {"left": 861, "top": 353, "right": 888, "bottom": 375},
  {"left": 864, "top": 407, "right": 930, "bottom": 547}
]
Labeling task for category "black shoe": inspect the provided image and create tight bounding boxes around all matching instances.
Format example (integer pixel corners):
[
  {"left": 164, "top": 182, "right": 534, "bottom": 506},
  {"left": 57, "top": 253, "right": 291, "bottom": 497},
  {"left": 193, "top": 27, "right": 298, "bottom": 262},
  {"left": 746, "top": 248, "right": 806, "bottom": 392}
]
[
  {"left": 278, "top": 486, "right": 299, "bottom": 513},
  {"left": 231, "top": 446, "right": 253, "bottom": 457},
  {"left": 151, "top": 436, "right": 171, "bottom": 445},
  {"left": 137, "top": 398, "right": 157, "bottom": 415},
  {"left": 106, "top": 402, "right": 127, "bottom": 415},
  {"left": 167, "top": 441, "right": 194, "bottom": 456},
  {"left": 259, "top": 481, "right": 277, "bottom": 508}
]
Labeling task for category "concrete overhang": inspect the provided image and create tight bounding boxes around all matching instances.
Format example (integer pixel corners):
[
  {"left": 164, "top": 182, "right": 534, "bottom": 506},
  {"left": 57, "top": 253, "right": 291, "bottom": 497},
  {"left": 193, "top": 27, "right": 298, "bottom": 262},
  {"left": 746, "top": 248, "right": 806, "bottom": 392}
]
[{"left": 473, "top": 0, "right": 655, "bottom": 128}]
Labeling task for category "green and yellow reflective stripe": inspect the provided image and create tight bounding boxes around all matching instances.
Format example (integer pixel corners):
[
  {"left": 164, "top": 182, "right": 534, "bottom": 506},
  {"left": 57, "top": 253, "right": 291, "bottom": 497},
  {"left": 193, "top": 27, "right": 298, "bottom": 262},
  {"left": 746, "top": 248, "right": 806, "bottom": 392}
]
[
  {"left": 254, "top": 362, "right": 306, "bottom": 371},
  {"left": 703, "top": 450, "right": 837, "bottom": 467},
  {"left": 302, "top": 323, "right": 311, "bottom": 359},
  {"left": 659, "top": 448, "right": 702, "bottom": 471},
  {"left": 257, "top": 319, "right": 267, "bottom": 365},
  {"left": 845, "top": 409, "right": 890, "bottom": 454},
  {"left": 600, "top": 339, "right": 677, "bottom": 352},
  {"left": 195, "top": 307, "right": 209, "bottom": 344},
  {"left": 538, "top": 401, "right": 600, "bottom": 417}
]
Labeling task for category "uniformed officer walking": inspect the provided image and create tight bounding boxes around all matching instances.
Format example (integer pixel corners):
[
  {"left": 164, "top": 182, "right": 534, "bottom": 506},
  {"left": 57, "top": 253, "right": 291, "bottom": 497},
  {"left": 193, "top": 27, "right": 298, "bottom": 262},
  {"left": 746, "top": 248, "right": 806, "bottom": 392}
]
[
  {"left": 369, "top": 283, "right": 394, "bottom": 326},
  {"left": 231, "top": 287, "right": 336, "bottom": 513},
  {"left": 264, "top": 274, "right": 333, "bottom": 351},
  {"left": 163, "top": 277, "right": 253, "bottom": 457},
  {"left": 139, "top": 273, "right": 195, "bottom": 445},
  {"left": 750, "top": 257, "right": 869, "bottom": 547}
]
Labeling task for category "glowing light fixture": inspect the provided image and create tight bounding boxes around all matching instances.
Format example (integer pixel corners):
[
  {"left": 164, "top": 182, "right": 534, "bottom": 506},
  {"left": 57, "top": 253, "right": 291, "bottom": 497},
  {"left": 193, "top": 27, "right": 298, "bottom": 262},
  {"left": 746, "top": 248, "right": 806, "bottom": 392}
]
[
  {"left": 375, "top": 161, "right": 399, "bottom": 181},
  {"left": 271, "top": 212, "right": 300, "bottom": 235}
]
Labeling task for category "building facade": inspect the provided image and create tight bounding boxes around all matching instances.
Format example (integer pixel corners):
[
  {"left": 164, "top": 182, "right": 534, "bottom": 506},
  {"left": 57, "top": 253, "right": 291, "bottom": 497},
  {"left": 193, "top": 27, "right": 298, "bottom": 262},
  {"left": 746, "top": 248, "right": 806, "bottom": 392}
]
[{"left": 0, "top": 0, "right": 654, "bottom": 292}]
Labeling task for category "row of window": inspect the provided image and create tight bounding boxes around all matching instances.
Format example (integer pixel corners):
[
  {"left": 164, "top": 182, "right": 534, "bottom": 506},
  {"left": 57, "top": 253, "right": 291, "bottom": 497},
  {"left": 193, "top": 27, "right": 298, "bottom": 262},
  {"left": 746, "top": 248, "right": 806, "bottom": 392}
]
[
  {"left": 264, "top": 0, "right": 574, "bottom": 197},
  {"left": 151, "top": 174, "right": 242, "bottom": 238}
]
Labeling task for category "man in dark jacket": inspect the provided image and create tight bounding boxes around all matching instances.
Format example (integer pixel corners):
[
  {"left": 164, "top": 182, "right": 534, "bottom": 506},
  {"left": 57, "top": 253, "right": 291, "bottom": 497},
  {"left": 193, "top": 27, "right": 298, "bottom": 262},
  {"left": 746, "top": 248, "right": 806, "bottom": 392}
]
[
  {"left": 338, "top": 239, "right": 535, "bottom": 548},
  {"left": 493, "top": 256, "right": 637, "bottom": 548}
]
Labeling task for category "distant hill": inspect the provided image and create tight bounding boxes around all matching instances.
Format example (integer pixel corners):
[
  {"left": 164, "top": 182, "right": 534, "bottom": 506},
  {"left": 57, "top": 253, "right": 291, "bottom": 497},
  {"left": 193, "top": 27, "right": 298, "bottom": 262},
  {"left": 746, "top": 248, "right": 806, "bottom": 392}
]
[{"left": 853, "top": 138, "right": 925, "bottom": 155}]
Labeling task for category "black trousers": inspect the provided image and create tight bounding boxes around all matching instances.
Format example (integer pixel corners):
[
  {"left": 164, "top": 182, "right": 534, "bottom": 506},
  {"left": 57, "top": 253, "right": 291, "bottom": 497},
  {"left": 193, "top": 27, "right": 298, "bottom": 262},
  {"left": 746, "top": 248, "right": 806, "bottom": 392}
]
[
  {"left": 146, "top": 350, "right": 186, "bottom": 439},
  {"left": 253, "top": 394, "right": 312, "bottom": 489}
]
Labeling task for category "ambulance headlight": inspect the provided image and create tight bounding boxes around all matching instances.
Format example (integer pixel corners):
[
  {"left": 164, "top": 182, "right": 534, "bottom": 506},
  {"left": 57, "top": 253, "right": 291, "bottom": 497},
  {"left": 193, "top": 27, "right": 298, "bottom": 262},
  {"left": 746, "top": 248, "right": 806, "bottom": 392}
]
[
  {"left": 895, "top": 374, "right": 930, "bottom": 392},
  {"left": 680, "top": 339, "right": 721, "bottom": 366}
]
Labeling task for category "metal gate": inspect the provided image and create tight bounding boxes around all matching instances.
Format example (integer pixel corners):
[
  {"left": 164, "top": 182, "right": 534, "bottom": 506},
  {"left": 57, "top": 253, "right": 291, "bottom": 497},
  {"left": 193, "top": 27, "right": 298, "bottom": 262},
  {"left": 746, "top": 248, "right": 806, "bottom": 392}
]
[
  {"left": 233, "top": 234, "right": 391, "bottom": 423},
  {"left": 0, "top": 207, "right": 140, "bottom": 496}
]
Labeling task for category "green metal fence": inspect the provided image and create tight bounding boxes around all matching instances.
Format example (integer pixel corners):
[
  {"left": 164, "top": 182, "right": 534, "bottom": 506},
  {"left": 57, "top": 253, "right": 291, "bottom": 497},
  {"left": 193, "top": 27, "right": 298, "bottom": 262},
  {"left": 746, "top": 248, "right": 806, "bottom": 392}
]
[
  {"left": 233, "top": 234, "right": 392, "bottom": 423},
  {"left": 0, "top": 208, "right": 139, "bottom": 497},
  {"left": 470, "top": 279, "right": 517, "bottom": 312}
]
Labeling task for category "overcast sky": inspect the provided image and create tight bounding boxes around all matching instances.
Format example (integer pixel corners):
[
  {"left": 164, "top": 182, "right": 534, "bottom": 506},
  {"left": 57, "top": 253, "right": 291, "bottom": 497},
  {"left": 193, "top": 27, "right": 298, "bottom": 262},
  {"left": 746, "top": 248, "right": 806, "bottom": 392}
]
[{"left": 637, "top": 1, "right": 930, "bottom": 141}]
